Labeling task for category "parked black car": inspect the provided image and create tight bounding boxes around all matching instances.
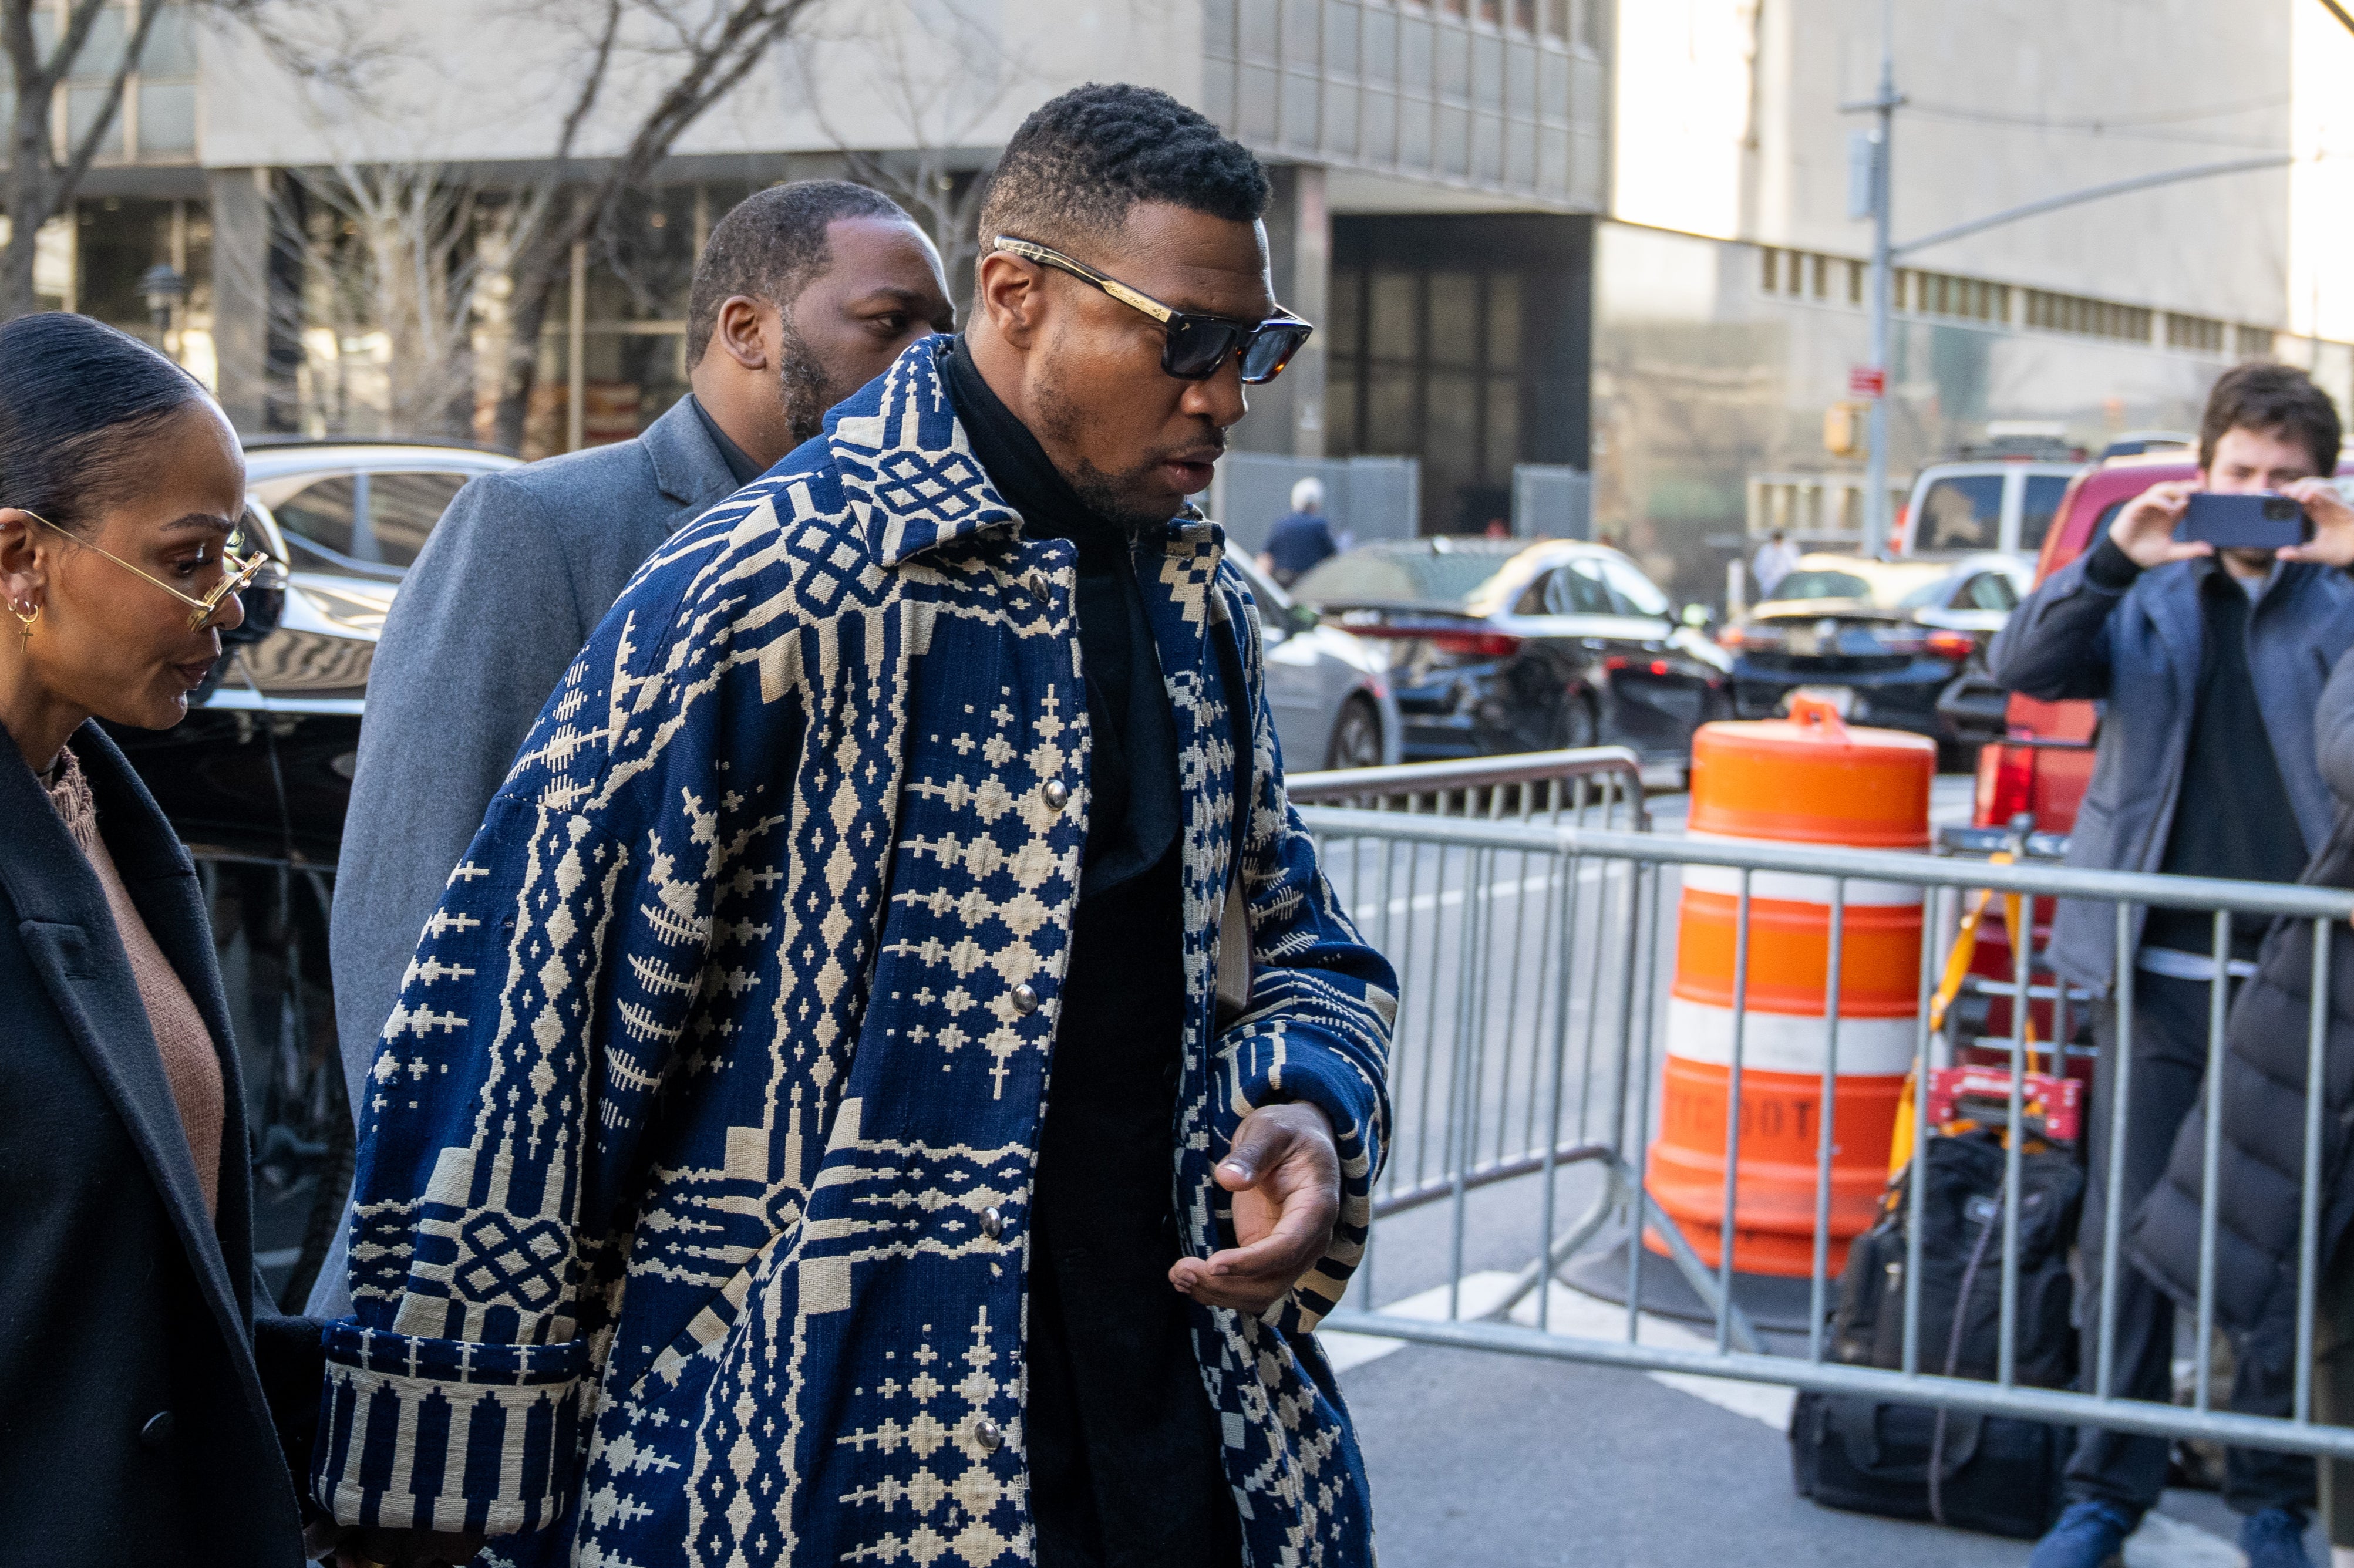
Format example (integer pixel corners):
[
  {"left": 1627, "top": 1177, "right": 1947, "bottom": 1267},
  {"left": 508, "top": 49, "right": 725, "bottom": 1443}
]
[
  {"left": 1293, "top": 538, "right": 1732, "bottom": 763},
  {"left": 102, "top": 437, "right": 519, "bottom": 1309},
  {"left": 1723, "top": 551, "right": 2028, "bottom": 764}
]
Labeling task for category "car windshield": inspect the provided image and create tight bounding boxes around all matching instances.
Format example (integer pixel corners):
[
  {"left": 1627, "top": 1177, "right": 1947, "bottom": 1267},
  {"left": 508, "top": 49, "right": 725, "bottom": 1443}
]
[
  {"left": 1769, "top": 570, "right": 1872, "bottom": 602},
  {"left": 1769, "top": 565, "right": 1958, "bottom": 610},
  {"left": 1294, "top": 548, "right": 1512, "bottom": 606},
  {"left": 1915, "top": 474, "right": 2003, "bottom": 552}
]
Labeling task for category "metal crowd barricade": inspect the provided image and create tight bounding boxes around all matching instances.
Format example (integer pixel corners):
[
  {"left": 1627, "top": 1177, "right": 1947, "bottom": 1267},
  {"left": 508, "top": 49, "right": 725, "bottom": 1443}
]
[
  {"left": 1292, "top": 747, "right": 1764, "bottom": 1346},
  {"left": 1297, "top": 783, "right": 2354, "bottom": 1461},
  {"left": 1288, "top": 745, "right": 1651, "bottom": 829}
]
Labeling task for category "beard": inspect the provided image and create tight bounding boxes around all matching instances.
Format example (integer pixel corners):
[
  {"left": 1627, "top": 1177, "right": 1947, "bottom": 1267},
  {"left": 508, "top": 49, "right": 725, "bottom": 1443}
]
[
  {"left": 776, "top": 311, "right": 837, "bottom": 450},
  {"left": 1030, "top": 360, "right": 1223, "bottom": 533}
]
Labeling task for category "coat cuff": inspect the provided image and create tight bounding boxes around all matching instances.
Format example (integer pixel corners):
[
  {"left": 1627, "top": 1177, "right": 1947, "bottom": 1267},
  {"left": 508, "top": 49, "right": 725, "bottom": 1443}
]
[
  {"left": 312, "top": 1320, "right": 590, "bottom": 1536},
  {"left": 1222, "top": 1027, "right": 1384, "bottom": 1332},
  {"left": 2084, "top": 534, "right": 2143, "bottom": 591}
]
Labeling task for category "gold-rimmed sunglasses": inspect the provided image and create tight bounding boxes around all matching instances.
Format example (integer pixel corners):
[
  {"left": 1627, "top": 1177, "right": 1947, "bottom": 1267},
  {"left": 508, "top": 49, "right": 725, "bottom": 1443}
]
[
  {"left": 20, "top": 507, "right": 268, "bottom": 632},
  {"left": 992, "top": 235, "right": 1314, "bottom": 385}
]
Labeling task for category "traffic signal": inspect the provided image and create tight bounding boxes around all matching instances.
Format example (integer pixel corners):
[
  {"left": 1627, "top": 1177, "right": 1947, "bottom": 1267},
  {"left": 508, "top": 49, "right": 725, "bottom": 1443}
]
[{"left": 1824, "top": 400, "right": 1868, "bottom": 458}]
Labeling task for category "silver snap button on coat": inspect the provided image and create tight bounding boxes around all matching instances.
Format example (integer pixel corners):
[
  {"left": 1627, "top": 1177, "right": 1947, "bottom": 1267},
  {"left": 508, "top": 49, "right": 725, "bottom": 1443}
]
[
  {"left": 1011, "top": 984, "right": 1038, "bottom": 1015},
  {"left": 975, "top": 1416, "right": 1002, "bottom": 1452},
  {"left": 139, "top": 1411, "right": 174, "bottom": 1448},
  {"left": 1042, "top": 779, "right": 1069, "bottom": 811},
  {"left": 982, "top": 1206, "right": 1004, "bottom": 1240}
]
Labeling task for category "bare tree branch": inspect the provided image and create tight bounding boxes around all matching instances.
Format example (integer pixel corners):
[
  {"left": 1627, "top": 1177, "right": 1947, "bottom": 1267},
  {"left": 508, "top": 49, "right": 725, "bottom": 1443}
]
[
  {"left": 793, "top": 0, "right": 1041, "bottom": 313},
  {"left": 487, "top": 0, "right": 822, "bottom": 452},
  {"left": 0, "top": 0, "right": 378, "bottom": 322},
  {"left": 54, "top": 1, "right": 168, "bottom": 204}
]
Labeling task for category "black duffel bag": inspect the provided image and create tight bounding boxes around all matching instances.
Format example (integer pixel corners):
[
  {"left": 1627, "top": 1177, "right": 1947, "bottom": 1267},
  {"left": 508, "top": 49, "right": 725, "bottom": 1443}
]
[
  {"left": 1790, "top": 1128, "right": 2084, "bottom": 1540},
  {"left": 1790, "top": 1391, "right": 2073, "bottom": 1539}
]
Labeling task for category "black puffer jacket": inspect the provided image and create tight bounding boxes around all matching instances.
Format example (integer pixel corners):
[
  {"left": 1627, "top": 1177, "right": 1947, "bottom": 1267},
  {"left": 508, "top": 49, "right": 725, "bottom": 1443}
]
[{"left": 2124, "top": 646, "right": 2354, "bottom": 1374}]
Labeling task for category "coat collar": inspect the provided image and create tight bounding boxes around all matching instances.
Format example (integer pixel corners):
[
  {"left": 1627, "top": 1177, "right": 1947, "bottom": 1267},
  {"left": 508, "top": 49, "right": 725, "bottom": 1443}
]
[
  {"left": 2139, "top": 554, "right": 2326, "bottom": 694},
  {"left": 0, "top": 721, "right": 256, "bottom": 1337},
  {"left": 823, "top": 335, "right": 1024, "bottom": 569},
  {"left": 639, "top": 390, "right": 743, "bottom": 510}
]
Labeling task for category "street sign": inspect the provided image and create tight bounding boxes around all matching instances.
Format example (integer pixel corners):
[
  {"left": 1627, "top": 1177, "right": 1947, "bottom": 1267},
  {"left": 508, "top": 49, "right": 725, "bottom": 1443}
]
[{"left": 1848, "top": 366, "right": 1886, "bottom": 399}]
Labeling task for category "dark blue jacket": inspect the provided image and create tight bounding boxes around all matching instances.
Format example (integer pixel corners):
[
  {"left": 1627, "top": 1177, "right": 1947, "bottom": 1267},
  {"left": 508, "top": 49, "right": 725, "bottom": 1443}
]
[
  {"left": 1988, "top": 546, "right": 2354, "bottom": 991},
  {"left": 1265, "top": 508, "right": 1337, "bottom": 578}
]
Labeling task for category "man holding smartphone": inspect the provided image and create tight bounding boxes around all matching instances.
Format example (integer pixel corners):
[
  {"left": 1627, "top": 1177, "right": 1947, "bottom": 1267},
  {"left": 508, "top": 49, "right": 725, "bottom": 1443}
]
[{"left": 1993, "top": 362, "right": 2354, "bottom": 1568}]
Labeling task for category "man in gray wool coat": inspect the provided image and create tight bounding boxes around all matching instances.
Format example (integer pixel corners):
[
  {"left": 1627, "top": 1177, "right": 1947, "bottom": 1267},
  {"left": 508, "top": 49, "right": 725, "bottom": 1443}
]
[{"left": 309, "top": 180, "right": 954, "bottom": 1316}]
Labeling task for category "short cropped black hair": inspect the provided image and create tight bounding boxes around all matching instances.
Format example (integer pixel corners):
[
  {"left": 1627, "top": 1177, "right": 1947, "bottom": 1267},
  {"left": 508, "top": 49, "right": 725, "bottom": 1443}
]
[
  {"left": 685, "top": 180, "right": 912, "bottom": 368},
  {"left": 0, "top": 313, "right": 207, "bottom": 534},
  {"left": 977, "top": 83, "right": 1269, "bottom": 259},
  {"left": 2200, "top": 360, "right": 2342, "bottom": 476}
]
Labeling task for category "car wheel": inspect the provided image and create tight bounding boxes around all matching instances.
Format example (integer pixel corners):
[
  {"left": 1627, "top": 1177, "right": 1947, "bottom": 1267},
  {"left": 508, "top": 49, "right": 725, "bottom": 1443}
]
[
  {"left": 1325, "top": 695, "right": 1385, "bottom": 771},
  {"left": 1553, "top": 692, "right": 1599, "bottom": 751}
]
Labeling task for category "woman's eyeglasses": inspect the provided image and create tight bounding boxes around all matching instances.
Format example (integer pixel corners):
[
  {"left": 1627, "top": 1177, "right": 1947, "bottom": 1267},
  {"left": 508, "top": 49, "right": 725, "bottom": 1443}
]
[
  {"left": 21, "top": 508, "right": 267, "bottom": 632},
  {"left": 992, "top": 235, "right": 1314, "bottom": 385}
]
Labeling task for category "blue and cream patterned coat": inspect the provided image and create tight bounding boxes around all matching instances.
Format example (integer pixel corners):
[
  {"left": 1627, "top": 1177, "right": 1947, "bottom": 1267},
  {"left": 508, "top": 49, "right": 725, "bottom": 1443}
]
[{"left": 314, "top": 338, "right": 1397, "bottom": 1566}]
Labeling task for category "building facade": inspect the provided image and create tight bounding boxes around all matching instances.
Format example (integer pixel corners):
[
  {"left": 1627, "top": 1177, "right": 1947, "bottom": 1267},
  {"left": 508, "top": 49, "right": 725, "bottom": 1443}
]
[{"left": 19, "top": 0, "right": 2354, "bottom": 601}]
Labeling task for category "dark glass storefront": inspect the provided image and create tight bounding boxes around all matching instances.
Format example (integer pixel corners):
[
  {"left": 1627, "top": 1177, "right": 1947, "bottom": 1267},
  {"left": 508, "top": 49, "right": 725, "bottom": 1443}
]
[{"left": 1325, "top": 212, "right": 1592, "bottom": 534}]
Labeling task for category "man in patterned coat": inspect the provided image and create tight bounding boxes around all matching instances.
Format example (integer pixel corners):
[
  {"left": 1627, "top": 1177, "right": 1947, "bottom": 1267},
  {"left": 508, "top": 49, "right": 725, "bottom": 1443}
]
[{"left": 312, "top": 85, "right": 1396, "bottom": 1568}]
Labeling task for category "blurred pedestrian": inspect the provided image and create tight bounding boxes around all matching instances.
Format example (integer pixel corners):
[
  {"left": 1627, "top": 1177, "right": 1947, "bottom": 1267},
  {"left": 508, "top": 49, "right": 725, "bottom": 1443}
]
[
  {"left": 1992, "top": 361, "right": 2354, "bottom": 1568},
  {"left": 1752, "top": 527, "right": 1800, "bottom": 598},
  {"left": 312, "top": 181, "right": 955, "bottom": 1316},
  {"left": 1259, "top": 473, "right": 1336, "bottom": 586},
  {"left": 307, "top": 84, "right": 1390, "bottom": 1568},
  {"left": 0, "top": 313, "right": 320, "bottom": 1566}
]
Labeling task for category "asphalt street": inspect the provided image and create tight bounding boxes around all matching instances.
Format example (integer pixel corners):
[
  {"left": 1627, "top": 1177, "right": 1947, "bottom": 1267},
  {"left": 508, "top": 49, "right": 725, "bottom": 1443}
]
[{"left": 1322, "top": 775, "right": 2322, "bottom": 1567}]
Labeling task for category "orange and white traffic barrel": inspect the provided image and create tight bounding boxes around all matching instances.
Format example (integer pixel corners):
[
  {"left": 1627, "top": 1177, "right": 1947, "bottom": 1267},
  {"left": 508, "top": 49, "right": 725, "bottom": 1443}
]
[{"left": 1646, "top": 696, "right": 1934, "bottom": 1276}]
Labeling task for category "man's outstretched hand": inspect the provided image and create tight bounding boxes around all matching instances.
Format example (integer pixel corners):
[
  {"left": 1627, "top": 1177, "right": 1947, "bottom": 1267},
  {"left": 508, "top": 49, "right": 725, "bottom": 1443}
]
[{"left": 1169, "top": 1101, "right": 1340, "bottom": 1317}]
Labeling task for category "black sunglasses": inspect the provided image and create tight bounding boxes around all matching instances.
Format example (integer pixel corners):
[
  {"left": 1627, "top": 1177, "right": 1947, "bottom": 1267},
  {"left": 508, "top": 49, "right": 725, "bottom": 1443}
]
[{"left": 992, "top": 235, "right": 1314, "bottom": 385}]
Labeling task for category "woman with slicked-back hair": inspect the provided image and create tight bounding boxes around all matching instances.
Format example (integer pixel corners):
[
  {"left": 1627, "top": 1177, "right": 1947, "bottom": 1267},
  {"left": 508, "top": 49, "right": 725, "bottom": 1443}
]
[{"left": 0, "top": 312, "right": 319, "bottom": 1565}]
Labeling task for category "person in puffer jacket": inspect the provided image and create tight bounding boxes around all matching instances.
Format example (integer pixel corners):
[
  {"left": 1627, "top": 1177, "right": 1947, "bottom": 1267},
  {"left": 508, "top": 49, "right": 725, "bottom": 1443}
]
[{"left": 2128, "top": 644, "right": 2354, "bottom": 1567}]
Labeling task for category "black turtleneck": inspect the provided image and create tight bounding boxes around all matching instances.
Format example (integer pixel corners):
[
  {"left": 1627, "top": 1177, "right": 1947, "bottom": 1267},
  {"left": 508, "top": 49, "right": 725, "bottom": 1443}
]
[
  {"left": 687, "top": 394, "right": 763, "bottom": 486},
  {"left": 944, "top": 336, "right": 1240, "bottom": 1568}
]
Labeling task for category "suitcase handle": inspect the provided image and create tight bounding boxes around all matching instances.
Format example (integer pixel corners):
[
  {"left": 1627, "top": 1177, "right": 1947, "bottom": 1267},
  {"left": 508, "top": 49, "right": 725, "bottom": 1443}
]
[{"left": 1828, "top": 1398, "right": 1983, "bottom": 1481}]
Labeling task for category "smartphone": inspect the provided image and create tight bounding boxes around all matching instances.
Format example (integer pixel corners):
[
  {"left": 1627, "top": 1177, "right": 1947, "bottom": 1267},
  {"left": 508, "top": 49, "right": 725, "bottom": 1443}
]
[{"left": 2177, "top": 491, "right": 2311, "bottom": 551}]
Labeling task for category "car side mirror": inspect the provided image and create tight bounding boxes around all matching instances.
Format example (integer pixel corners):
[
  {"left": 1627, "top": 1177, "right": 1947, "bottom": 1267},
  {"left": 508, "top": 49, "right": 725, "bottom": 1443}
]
[{"left": 1681, "top": 602, "right": 1712, "bottom": 629}]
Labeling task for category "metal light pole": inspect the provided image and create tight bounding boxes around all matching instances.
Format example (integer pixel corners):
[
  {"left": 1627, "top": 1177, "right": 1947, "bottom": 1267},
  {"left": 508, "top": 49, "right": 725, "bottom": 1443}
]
[
  {"left": 1859, "top": 0, "right": 1898, "bottom": 559},
  {"left": 1834, "top": 0, "right": 2296, "bottom": 560}
]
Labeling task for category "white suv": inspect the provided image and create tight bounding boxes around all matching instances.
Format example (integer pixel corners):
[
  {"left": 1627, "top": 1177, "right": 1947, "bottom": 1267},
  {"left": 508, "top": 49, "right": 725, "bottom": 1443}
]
[{"left": 1897, "top": 458, "right": 2085, "bottom": 566}]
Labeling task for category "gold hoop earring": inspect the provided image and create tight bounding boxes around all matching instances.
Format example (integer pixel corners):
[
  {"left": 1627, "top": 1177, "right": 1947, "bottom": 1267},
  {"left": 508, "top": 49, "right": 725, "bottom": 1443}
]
[{"left": 12, "top": 599, "right": 37, "bottom": 650}]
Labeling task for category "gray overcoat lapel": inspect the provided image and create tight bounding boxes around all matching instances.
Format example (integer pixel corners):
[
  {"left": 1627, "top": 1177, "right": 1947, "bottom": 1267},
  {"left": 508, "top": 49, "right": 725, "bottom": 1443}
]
[{"left": 638, "top": 393, "right": 746, "bottom": 512}]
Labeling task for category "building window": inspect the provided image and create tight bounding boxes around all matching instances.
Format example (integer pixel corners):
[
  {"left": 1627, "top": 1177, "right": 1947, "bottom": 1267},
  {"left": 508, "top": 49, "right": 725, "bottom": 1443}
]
[
  {"left": 2235, "top": 324, "right": 2276, "bottom": 359},
  {"left": 32, "top": 1, "right": 200, "bottom": 164},
  {"left": 2023, "top": 289, "right": 2153, "bottom": 344},
  {"left": 2164, "top": 313, "right": 2225, "bottom": 353},
  {"left": 1329, "top": 214, "right": 1589, "bottom": 534}
]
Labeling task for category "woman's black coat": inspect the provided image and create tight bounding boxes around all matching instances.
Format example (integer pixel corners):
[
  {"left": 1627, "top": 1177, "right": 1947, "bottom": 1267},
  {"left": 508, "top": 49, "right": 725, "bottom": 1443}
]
[
  {"left": 2125, "top": 649, "right": 2354, "bottom": 1377},
  {"left": 0, "top": 721, "right": 314, "bottom": 1564}
]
